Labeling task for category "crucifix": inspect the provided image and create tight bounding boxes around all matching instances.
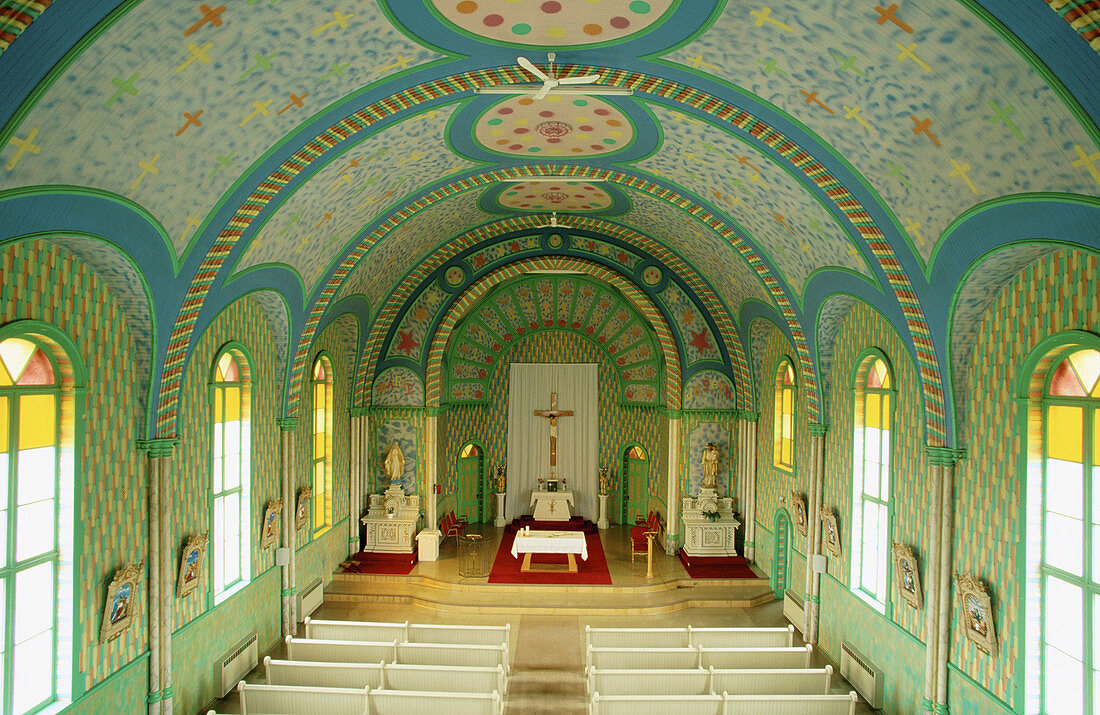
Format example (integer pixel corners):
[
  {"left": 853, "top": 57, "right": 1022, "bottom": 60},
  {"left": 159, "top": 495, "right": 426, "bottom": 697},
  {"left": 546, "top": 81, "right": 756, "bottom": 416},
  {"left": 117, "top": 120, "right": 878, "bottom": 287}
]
[{"left": 533, "top": 392, "right": 574, "bottom": 471}]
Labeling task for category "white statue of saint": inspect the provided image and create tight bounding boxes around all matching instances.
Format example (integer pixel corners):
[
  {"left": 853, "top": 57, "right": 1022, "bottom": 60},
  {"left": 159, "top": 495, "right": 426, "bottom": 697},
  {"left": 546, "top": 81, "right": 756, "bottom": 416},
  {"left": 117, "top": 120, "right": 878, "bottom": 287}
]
[
  {"left": 701, "top": 442, "right": 719, "bottom": 490},
  {"left": 384, "top": 442, "right": 405, "bottom": 483}
]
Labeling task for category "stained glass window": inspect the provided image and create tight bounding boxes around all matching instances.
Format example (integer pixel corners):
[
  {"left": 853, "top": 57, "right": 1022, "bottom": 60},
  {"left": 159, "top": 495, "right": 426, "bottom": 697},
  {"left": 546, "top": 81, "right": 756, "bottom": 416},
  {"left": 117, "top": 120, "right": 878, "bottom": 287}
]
[
  {"left": 211, "top": 350, "right": 250, "bottom": 600},
  {"left": 774, "top": 360, "right": 795, "bottom": 470},
  {"left": 1033, "top": 348, "right": 1100, "bottom": 712},
  {"left": 851, "top": 356, "right": 891, "bottom": 610},
  {"left": 0, "top": 336, "right": 63, "bottom": 713},
  {"left": 312, "top": 356, "right": 333, "bottom": 534}
]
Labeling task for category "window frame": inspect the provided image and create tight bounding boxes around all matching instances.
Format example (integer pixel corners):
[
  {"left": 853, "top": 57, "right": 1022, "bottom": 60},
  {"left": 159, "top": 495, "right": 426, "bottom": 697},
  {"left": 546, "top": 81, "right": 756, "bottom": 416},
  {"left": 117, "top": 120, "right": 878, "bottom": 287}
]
[
  {"left": 773, "top": 358, "right": 796, "bottom": 472},
  {"left": 208, "top": 344, "right": 252, "bottom": 605},
  {"left": 310, "top": 354, "right": 334, "bottom": 538},
  {"left": 849, "top": 350, "right": 895, "bottom": 613},
  {"left": 0, "top": 323, "right": 85, "bottom": 715}
]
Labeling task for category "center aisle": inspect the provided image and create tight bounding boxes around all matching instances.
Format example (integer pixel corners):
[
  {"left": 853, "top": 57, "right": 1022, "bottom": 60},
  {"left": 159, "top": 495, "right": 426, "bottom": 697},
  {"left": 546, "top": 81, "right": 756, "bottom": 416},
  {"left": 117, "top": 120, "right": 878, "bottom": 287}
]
[{"left": 507, "top": 616, "right": 586, "bottom": 714}]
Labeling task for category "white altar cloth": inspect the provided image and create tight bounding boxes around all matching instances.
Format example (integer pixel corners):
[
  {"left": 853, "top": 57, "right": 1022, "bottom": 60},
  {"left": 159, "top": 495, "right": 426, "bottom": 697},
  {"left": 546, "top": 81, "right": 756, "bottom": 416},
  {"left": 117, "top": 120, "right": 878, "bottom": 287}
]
[
  {"left": 511, "top": 531, "right": 588, "bottom": 561},
  {"left": 530, "top": 489, "right": 574, "bottom": 521}
]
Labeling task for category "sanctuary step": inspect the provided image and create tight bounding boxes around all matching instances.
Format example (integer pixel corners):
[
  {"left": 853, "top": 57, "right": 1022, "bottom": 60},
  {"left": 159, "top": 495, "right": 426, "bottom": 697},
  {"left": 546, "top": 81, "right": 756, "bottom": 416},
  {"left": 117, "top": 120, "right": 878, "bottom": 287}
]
[{"left": 326, "top": 525, "right": 774, "bottom": 615}]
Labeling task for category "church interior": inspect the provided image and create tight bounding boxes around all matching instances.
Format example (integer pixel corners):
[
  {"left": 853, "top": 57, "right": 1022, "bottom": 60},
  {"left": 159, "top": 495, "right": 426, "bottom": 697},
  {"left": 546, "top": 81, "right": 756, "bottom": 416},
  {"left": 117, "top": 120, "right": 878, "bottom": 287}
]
[{"left": 1, "top": 1, "right": 1099, "bottom": 713}]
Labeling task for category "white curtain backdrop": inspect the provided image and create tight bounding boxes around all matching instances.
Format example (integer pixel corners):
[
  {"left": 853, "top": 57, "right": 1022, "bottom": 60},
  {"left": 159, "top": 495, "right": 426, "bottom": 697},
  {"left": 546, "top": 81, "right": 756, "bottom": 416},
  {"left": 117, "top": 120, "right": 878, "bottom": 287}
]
[{"left": 506, "top": 363, "right": 598, "bottom": 521}]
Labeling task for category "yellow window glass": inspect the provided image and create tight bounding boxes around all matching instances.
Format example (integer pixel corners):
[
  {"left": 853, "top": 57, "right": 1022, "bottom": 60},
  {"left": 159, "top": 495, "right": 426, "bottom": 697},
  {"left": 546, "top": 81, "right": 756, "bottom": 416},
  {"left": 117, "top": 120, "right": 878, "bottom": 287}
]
[
  {"left": 0, "top": 397, "right": 7, "bottom": 453},
  {"left": 1069, "top": 350, "right": 1100, "bottom": 395},
  {"left": 866, "top": 392, "right": 881, "bottom": 430},
  {"left": 223, "top": 386, "right": 240, "bottom": 422},
  {"left": 1049, "top": 405, "right": 1084, "bottom": 463},
  {"left": 881, "top": 394, "right": 891, "bottom": 430},
  {"left": 0, "top": 339, "right": 35, "bottom": 384},
  {"left": 18, "top": 395, "right": 55, "bottom": 451}
]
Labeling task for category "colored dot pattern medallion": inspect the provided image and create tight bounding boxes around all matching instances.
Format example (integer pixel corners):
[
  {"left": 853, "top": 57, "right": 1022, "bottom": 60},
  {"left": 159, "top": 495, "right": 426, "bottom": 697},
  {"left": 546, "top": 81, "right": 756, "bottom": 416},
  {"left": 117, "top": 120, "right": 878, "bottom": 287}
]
[
  {"left": 476, "top": 96, "right": 632, "bottom": 157},
  {"left": 444, "top": 265, "right": 466, "bottom": 286},
  {"left": 431, "top": 0, "right": 673, "bottom": 46},
  {"left": 642, "top": 265, "right": 662, "bottom": 286},
  {"left": 498, "top": 181, "right": 613, "bottom": 211}
]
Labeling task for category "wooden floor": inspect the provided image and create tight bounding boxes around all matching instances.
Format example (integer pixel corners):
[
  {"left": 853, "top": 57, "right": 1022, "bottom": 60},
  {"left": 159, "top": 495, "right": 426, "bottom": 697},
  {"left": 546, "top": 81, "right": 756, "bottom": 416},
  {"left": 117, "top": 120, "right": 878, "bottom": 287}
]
[{"left": 208, "top": 523, "right": 876, "bottom": 714}]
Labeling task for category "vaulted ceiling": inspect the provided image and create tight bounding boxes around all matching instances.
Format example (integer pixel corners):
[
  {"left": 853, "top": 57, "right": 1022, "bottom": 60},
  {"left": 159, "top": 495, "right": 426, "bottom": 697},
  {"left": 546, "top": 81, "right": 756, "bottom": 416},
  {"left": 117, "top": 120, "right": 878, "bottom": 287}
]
[{"left": 1, "top": 1, "right": 1098, "bottom": 443}]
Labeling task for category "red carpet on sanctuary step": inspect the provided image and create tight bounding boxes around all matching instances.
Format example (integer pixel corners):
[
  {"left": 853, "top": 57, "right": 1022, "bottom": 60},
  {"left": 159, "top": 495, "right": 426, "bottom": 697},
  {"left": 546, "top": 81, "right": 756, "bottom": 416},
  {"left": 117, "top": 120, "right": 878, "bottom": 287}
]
[
  {"left": 341, "top": 550, "right": 418, "bottom": 575},
  {"left": 488, "top": 518, "right": 611, "bottom": 585},
  {"left": 678, "top": 550, "right": 761, "bottom": 579}
]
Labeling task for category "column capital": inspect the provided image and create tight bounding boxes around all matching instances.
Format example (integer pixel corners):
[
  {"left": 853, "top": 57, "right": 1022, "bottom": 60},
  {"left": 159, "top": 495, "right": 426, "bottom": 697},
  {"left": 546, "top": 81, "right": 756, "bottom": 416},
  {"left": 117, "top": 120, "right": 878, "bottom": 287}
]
[
  {"left": 276, "top": 417, "right": 298, "bottom": 431},
  {"left": 136, "top": 438, "right": 179, "bottom": 458},
  {"left": 808, "top": 422, "right": 829, "bottom": 437},
  {"left": 736, "top": 409, "right": 760, "bottom": 422},
  {"left": 349, "top": 406, "right": 371, "bottom": 418},
  {"left": 925, "top": 446, "right": 966, "bottom": 466},
  {"left": 426, "top": 406, "right": 445, "bottom": 417},
  {"left": 664, "top": 408, "right": 682, "bottom": 419}
]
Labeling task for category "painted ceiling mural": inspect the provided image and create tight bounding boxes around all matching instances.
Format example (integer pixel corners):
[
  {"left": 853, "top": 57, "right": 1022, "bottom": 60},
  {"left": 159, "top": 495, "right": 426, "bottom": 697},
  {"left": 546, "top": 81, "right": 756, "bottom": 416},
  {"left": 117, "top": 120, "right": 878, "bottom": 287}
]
[{"left": 0, "top": 0, "right": 1097, "bottom": 447}]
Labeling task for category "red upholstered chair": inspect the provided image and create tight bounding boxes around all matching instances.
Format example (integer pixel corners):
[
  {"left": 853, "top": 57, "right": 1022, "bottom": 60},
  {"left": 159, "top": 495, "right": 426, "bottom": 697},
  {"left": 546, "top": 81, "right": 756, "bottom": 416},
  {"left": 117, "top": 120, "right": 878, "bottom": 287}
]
[
  {"left": 630, "top": 511, "right": 661, "bottom": 562},
  {"left": 441, "top": 510, "right": 468, "bottom": 543}
]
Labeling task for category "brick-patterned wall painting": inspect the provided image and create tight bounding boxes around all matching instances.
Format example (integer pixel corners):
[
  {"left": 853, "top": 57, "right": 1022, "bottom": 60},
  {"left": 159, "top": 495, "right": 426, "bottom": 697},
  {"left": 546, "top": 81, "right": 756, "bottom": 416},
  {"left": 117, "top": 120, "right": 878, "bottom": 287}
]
[
  {"left": 952, "top": 248, "right": 1099, "bottom": 709},
  {"left": 816, "top": 299, "right": 928, "bottom": 714},
  {"left": 0, "top": 239, "right": 146, "bottom": 692},
  {"left": 441, "top": 330, "right": 661, "bottom": 525},
  {"left": 174, "top": 295, "right": 282, "bottom": 629},
  {"left": 752, "top": 320, "right": 811, "bottom": 561}
]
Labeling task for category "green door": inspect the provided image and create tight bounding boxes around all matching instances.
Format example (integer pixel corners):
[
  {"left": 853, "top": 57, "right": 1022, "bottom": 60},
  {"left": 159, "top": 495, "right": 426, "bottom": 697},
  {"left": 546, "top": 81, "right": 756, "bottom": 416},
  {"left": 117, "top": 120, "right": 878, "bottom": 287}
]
[
  {"left": 622, "top": 445, "right": 648, "bottom": 524},
  {"left": 456, "top": 443, "right": 483, "bottom": 522},
  {"left": 773, "top": 510, "right": 791, "bottom": 598}
]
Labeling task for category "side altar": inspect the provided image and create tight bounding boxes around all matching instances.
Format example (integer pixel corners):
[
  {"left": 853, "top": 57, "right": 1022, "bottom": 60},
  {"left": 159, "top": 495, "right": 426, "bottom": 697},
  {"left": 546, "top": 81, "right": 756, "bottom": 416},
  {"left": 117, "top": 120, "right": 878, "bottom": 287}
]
[
  {"left": 361, "top": 483, "right": 421, "bottom": 554},
  {"left": 681, "top": 442, "right": 740, "bottom": 558}
]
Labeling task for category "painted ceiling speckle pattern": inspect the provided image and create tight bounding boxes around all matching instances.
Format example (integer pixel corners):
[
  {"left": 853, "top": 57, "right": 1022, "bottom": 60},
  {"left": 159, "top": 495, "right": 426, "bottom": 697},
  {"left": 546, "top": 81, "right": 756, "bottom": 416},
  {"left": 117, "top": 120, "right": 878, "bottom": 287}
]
[
  {"left": 0, "top": 0, "right": 441, "bottom": 257},
  {"left": 0, "top": 0, "right": 1098, "bottom": 445},
  {"left": 236, "top": 105, "right": 474, "bottom": 294},
  {"left": 474, "top": 95, "right": 633, "bottom": 157},
  {"left": 635, "top": 103, "right": 868, "bottom": 298},
  {"left": 663, "top": 0, "right": 1099, "bottom": 262},
  {"left": 496, "top": 180, "right": 613, "bottom": 211},
  {"left": 428, "top": 0, "right": 675, "bottom": 46}
]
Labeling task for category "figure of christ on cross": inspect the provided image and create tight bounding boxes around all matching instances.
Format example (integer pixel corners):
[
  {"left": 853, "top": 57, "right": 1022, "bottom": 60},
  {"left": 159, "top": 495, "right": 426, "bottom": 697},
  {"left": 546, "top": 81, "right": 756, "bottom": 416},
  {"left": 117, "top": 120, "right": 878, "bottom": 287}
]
[{"left": 533, "top": 392, "right": 574, "bottom": 471}]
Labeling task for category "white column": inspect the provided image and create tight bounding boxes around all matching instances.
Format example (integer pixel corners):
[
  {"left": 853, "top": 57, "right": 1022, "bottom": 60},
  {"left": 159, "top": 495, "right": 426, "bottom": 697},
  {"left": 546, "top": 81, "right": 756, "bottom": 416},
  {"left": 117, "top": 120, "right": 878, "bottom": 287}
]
[
  {"left": 277, "top": 418, "right": 297, "bottom": 634},
  {"left": 665, "top": 415, "right": 681, "bottom": 554},
  {"left": 138, "top": 438, "right": 178, "bottom": 714},
  {"left": 740, "top": 415, "right": 758, "bottom": 561},
  {"left": 143, "top": 446, "right": 161, "bottom": 715},
  {"left": 805, "top": 424, "right": 827, "bottom": 645},
  {"left": 158, "top": 449, "right": 174, "bottom": 714},
  {"left": 922, "top": 459, "right": 944, "bottom": 715},
  {"left": 935, "top": 453, "right": 960, "bottom": 711},
  {"left": 417, "top": 412, "right": 442, "bottom": 561}
]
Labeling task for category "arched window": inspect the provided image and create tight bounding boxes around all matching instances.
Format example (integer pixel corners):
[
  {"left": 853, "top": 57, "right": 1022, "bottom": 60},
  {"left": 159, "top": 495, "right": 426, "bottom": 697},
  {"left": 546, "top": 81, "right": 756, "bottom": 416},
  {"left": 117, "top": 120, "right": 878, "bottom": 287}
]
[
  {"left": 456, "top": 443, "right": 483, "bottom": 522},
  {"left": 0, "top": 332, "right": 78, "bottom": 713},
  {"left": 622, "top": 444, "right": 648, "bottom": 524},
  {"left": 211, "top": 348, "right": 251, "bottom": 601},
  {"left": 774, "top": 359, "right": 796, "bottom": 470},
  {"left": 1025, "top": 346, "right": 1100, "bottom": 713},
  {"left": 850, "top": 354, "right": 893, "bottom": 610},
  {"left": 311, "top": 356, "right": 333, "bottom": 534}
]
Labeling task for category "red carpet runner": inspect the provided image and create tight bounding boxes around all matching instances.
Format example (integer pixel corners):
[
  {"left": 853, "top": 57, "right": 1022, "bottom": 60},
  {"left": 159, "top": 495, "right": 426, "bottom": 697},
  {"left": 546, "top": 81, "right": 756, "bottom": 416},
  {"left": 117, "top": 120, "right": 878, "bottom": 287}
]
[
  {"left": 341, "top": 551, "right": 418, "bottom": 575},
  {"left": 488, "top": 518, "right": 611, "bottom": 585},
  {"left": 678, "top": 550, "right": 760, "bottom": 579}
]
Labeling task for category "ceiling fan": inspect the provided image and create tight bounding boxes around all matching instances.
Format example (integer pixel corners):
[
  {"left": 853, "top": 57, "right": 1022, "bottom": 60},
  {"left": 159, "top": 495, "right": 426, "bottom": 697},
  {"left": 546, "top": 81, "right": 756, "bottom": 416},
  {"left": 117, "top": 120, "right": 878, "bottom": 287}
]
[
  {"left": 476, "top": 53, "right": 634, "bottom": 100},
  {"left": 535, "top": 211, "right": 572, "bottom": 229}
]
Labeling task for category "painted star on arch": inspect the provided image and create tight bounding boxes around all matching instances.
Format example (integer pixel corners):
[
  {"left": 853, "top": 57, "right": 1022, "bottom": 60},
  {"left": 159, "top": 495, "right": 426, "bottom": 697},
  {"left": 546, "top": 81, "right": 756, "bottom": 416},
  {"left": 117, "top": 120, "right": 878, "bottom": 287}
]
[
  {"left": 689, "top": 329, "right": 713, "bottom": 353},
  {"left": 396, "top": 331, "right": 420, "bottom": 354}
]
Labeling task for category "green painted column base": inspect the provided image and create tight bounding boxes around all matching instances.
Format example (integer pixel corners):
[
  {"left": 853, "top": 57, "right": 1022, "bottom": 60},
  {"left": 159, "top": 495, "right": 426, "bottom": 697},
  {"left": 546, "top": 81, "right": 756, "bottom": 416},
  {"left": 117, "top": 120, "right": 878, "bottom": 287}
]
[
  {"left": 281, "top": 587, "right": 298, "bottom": 597},
  {"left": 933, "top": 703, "right": 949, "bottom": 714}
]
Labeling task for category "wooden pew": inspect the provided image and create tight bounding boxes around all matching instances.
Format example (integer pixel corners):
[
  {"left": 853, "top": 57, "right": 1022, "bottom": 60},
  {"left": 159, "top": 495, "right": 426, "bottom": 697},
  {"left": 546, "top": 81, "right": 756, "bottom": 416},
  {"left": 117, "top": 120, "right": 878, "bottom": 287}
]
[
  {"left": 584, "top": 625, "right": 794, "bottom": 650},
  {"left": 588, "top": 691, "right": 858, "bottom": 715},
  {"left": 284, "top": 635, "right": 397, "bottom": 664},
  {"left": 304, "top": 618, "right": 509, "bottom": 647},
  {"left": 699, "top": 644, "right": 814, "bottom": 670},
  {"left": 585, "top": 665, "right": 832, "bottom": 697},
  {"left": 710, "top": 665, "right": 832, "bottom": 695},
  {"left": 263, "top": 657, "right": 382, "bottom": 689},
  {"left": 585, "top": 646, "right": 701, "bottom": 672},
  {"left": 394, "top": 641, "right": 510, "bottom": 672},
  {"left": 264, "top": 657, "right": 508, "bottom": 694},
  {"left": 370, "top": 688, "right": 501, "bottom": 715},
  {"left": 237, "top": 682, "right": 368, "bottom": 715},
  {"left": 722, "top": 691, "right": 859, "bottom": 714},
  {"left": 588, "top": 692, "right": 724, "bottom": 715}
]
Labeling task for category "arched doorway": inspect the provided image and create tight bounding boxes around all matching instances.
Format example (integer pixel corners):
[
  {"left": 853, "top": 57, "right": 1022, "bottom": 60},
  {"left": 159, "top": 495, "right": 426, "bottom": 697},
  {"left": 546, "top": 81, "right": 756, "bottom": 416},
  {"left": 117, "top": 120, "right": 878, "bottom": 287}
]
[
  {"left": 456, "top": 442, "right": 484, "bottom": 522},
  {"left": 621, "top": 444, "right": 649, "bottom": 524},
  {"left": 773, "top": 509, "right": 792, "bottom": 598}
]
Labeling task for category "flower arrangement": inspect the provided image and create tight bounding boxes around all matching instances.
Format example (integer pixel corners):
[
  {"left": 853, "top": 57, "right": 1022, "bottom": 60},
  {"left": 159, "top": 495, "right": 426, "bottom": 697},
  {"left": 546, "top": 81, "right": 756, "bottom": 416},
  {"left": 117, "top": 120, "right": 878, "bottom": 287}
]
[{"left": 702, "top": 505, "right": 720, "bottom": 522}]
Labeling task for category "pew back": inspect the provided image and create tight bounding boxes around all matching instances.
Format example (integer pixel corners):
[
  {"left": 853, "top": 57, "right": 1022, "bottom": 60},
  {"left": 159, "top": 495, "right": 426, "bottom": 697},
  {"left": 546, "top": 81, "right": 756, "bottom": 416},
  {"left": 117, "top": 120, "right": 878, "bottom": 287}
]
[
  {"left": 709, "top": 665, "right": 832, "bottom": 695},
  {"left": 721, "top": 691, "right": 858, "bottom": 715},
  {"left": 589, "top": 692, "right": 723, "bottom": 715},
  {"left": 407, "top": 623, "right": 510, "bottom": 646},
  {"left": 304, "top": 618, "right": 406, "bottom": 643},
  {"left": 264, "top": 657, "right": 383, "bottom": 689},
  {"left": 382, "top": 663, "right": 508, "bottom": 694},
  {"left": 586, "top": 646, "right": 700, "bottom": 671},
  {"left": 689, "top": 625, "right": 794, "bottom": 648},
  {"left": 699, "top": 645, "right": 813, "bottom": 670},
  {"left": 369, "top": 689, "right": 501, "bottom": 715},
  {"left": 237, "top": 682, "right": 368, "bottom": 715},
  {"left": 587, "top": 667, "right": 710, "bottom": 696},
  {"left": 585, "top": 627, "right": 691, "bottom": 649},
  {"left": 284, "top": 635, "right": 396, "bottom": 664},
  {"left": 395, "top": 641, "right": 509, "bottom": 672}
]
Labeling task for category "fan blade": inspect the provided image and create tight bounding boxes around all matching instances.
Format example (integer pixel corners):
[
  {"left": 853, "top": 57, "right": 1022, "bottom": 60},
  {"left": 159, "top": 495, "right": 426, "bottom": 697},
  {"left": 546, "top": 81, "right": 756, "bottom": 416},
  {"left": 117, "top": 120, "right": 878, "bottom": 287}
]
[
  {"left": 532, "top": 82, "right": 554, "bottom": 100},
  {"left": 558, "top": 74, "right": 602, "bottom": 85},
  {"left": 517, "top": 56, "right": 549, "bottom": 81}
]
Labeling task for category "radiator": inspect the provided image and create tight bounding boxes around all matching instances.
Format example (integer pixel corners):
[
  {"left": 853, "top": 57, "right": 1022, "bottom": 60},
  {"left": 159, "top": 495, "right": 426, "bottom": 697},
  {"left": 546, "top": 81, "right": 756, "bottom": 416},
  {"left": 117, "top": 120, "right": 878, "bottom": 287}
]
[
  {"left": 839, "top": 641, "right": 883, "bottom": 709},
  {"left": 219, "top": 632, "right": 258, "bottom": 696},
  {"left": 782, "top": 589, "right": 805, "bottom": 636},
  {"left": 297, "top": 578, "right": 323, "bottom": 620}
]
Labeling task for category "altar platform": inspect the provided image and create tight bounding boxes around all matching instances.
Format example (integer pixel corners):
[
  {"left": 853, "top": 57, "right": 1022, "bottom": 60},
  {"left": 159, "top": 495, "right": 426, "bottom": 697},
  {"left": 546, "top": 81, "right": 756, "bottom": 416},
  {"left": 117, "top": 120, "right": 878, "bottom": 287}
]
[{"left": 327, "top": 522, "right": 773, "bottom": 615}]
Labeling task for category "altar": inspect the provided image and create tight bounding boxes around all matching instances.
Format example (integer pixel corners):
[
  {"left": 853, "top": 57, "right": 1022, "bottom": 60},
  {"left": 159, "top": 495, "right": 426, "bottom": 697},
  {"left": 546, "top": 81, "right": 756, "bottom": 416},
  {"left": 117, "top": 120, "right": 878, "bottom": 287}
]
[
  {"left": 361, "top": 483, "right": 420, "bottom": 554},
  {"left": 530, "top": 488, "right": 574, "bottom": 521},
  {"left": 511, "top": 529, "right": 587, "bottom": 572},
  {"left": 681, "top": 488, "right": 740, "bottom": 558}
]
